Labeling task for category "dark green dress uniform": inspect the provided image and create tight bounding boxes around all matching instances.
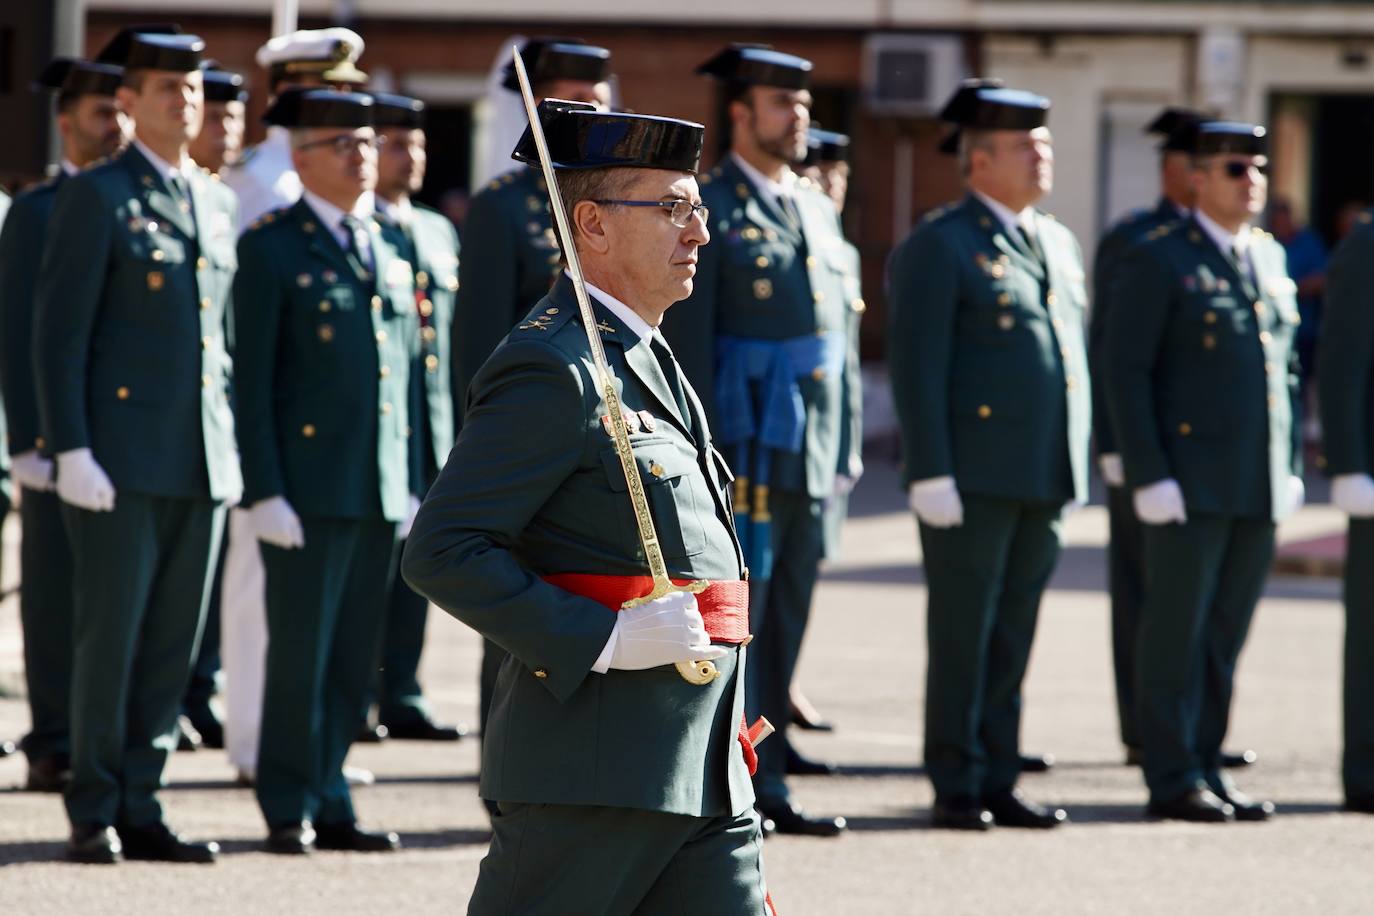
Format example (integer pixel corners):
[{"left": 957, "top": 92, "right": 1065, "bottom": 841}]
[
  {"left": 1316, "top": 205, "right": 1374, "bottom": 809},
  {"left": 234, "top": 186, "right": 419, "bottom": 830},
  {"left": 33, "top": 138, "right": 241, "bottom": 830},
  {"left": 1090, "top": 196, "right": 1183, "bottom": 754},
  {"left": 0, "top": 170, "right": 79, "bottom": 775},
  {"left": 376, "top": 199, "right": 459, "bottom": 732},
  {"left": 1104, "top": 198, "right": 1300, "bottom": 802},
  {"left": 888, "top": 189, "right": 1090, "bottom": 805}
]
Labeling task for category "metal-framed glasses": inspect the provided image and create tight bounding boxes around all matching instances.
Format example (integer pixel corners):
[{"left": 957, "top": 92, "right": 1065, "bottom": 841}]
[
  {"left": 296, "top": 133, "right": 386, "bottom": 156},
  {"left": 592, "top": 199, "right": 709, "bottom": 228}
]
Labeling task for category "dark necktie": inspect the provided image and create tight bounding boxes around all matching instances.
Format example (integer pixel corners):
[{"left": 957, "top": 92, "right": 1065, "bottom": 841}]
[
  {"left": 1017, "top": 223, "right": 1045, "bottom": 267},
  {"left": 168, "top": 172, "right": 194, "bottom": 223},
  {"left": 340, "top": 215, "right": 373, "bottom": 275},
  {"left": 1230, "top": 244, "right": 1254, "bottom": 288},
  {"left": 651, "top": 331, "right": 693, "bottom": 432},
  {"left": 777, "top": 193, "right": 802, "bottom": 232}
]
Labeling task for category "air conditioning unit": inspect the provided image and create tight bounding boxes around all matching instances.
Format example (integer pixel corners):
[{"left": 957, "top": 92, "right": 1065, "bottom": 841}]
[{"left": 863, "top": 33, "right": 966, "bottom": 117}]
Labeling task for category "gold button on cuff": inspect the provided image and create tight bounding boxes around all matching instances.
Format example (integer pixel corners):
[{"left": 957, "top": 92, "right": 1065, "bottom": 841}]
[
  {"left": 1259, "top": 331, "right": 1272, "bottom": 344},
  {"left": 371, "top": 295, "right": 383, "bottom": 311},
  {"left": 302, "top": 424, "right": 316, "bottom": 438},
  {"left": 546, "top": 307, "right": 559, "bottom": 315},
  {"left": 116, "top": 386, "right": 130, "bottom": 400},
  {"left": 317, "top": 324, "right": 334, "bottom": 343},
  {"left": 533, "top": 669, "right": 548, "bottom": 679},
  {"left": 977, "top": 404, "right": 992, "bottom": 419},
  {"left": 379, "top": 366, "right": 391, "bottom": 378},
  {"left": 381, "top": 402, "right": 394, "bottom": 415},
  {"left": 375, "top": 330, "right": 388, "bottom": 343},
  {"left": 1178, "top": 422, "right": 1192, "bottom": 435},
  {"left": 649, "top": 462, "right": 665, "bottom": 478},
  {"left": 851, "top": 298, "right": 866, "bottom": 313}
]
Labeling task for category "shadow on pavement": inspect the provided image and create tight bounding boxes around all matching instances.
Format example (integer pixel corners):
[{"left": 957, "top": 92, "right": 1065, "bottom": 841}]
[
  {"left": 0, "top": 841, "right": 66, "bottom": 866},
  {"left": 833, "top": 763, "right": 925, "bottom": 779},
  {"left": 398, "top": 827, "right": 492, "bottom": 848},
  {"left": 371, "top": 773, "right": 479, "bottom": 787}
]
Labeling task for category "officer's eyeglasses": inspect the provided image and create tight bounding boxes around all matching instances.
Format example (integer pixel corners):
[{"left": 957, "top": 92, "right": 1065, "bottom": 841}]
[
  {"left": 593, "top": 199, "right": 710, "bottom": 228},
  {"left": 1217, "top": 161, "right": 1268, "bottom": 180},
  {"left": 297, "top": 134, "right": 386, "bottom": 156}
]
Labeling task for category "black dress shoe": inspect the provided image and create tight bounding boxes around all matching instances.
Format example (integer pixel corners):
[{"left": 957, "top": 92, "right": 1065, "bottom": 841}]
[
  {"left": 1146, "top": 788, "right": 1235, "bottom": 823},
  {"left": 117, "top": 822, "right": 218, "bottom": 863},
  {"left": 183, "top": 704, "right": 225, "bottom": 750},
  {"left": 785, "top": 745, "right": 838, "bottom": 776},
  {"left": 755, "top": 801, "right": 846, "bottom": 837},
  {"left": 26, "top": 755, "right": 71, "bottom": 793},
  {"left": 381, "top": 716, "right": 467, "bottom": 741},
  {"left": 355, "top": 723, "right": 389, "bottom": 743},
  {"left": 67, "top": 825, "right": 122, "bottom": 864},
  {"left": 1222, "top": 749, "right": 1258, "bottom": 768},
  {"left": 265, "top": 823, "right": 316, "bottom": 855},
  {"left": 931, "top": 796, "right": 994, "bottom": 831},
  {"left": 176, "top": 716, "right": 202, "bottom": 752},
  {"left": 985, "top": 788, "right": 1068, "bottom": 829},
  {"left": 1019, "top": 753, "right": 1056, "bottom": 773},
  {"left": 789, "top": 700, "right": 836, "bottom": 732},
  {"left": 1344, "top": 795, "right": 1374, "bottom": 814},
  {"left": 1124, "top": 746, "right": 1144, "bottom": 767},
  {"left": 1215, "top": 788, "right": 1275, "bottom": 821},
  {"left": 314, "top": 822, "right": 401, "bottom": 852}
]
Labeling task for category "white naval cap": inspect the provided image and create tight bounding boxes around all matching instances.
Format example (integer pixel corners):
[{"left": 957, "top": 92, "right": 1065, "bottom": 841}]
[{"left": 255, "top": 27, "right": 367, "bottom": 85}]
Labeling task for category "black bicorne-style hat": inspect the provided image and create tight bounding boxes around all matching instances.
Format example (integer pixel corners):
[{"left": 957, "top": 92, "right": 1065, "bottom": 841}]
[
  {"left": 263, "top": 87, "right": 375, "bottom": 129},
  {"left": 696, "top": 44, "right": 812, "bottom": 91},
  {"left": 512, "top": 98, "right": 704, "bottom": 173},
  {"left": 503, "top": 38, "right": 611, "bottom": 92}
]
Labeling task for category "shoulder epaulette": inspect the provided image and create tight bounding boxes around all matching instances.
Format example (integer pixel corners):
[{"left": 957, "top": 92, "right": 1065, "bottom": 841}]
[
  {"left": 246, "top": 204, "right": 292, "bottom": 232},
  {"left": 921, "top": 204, "right": 952, "bottom": 224},
  {"left": 228, "top": 144, "right": 259, "bottom": 169},
  {"left": 515, "top": 302, "right": 576, "bottom": 335},
  {"left": 698, "top": 171, "right": 712, "bottom": 186}
]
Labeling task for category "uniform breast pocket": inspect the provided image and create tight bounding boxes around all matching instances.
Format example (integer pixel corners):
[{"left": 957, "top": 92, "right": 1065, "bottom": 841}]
[
  {"left": 601, "top": 440, "right": 708, "bottom": 560},
  {"left": 300, "top": 285, "right": 357, "bottom": 315}
]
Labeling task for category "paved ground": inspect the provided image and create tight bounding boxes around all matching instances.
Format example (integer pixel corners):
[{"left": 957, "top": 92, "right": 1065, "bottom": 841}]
[{"left": 2, "top": 459, "right": 1372, "bottom": 915}]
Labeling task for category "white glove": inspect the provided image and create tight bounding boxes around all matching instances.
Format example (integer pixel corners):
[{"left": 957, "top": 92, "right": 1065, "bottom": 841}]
[
  {"left": 1285, "top": 474, "right": 1306, "bottom": 517},
  {"left": 11, "top": 449, "right": 55, "bottom": 493},
  {"left": 55, "top": 448, "right": 115, "bottom": 512},
  {"left": 1133, "top": 478, "right": 1187, "bottom": 525},
  {"left": 1332, "top": 473, "right": 1374, "bottom": 518},
  {"left": 251, "top": 496, "right": 305, "bottom": 549},
  {"left": 596, "top": 591, "right": 729, "bottom": 673},
  {"left": 833, "top": 454, "right": 864, "bottom": 497},
  {"left": 1098, "top": 453, "right": 1125, "bottom": 488},
  {"left": 908, "top": 475, "right": 963, "bottom": 528},
  {"left": 398, "top": 494, "right": 422, "bottom": 539}
]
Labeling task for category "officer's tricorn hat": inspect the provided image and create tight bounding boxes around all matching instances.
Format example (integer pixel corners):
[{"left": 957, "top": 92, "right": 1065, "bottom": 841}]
[
  {"left": 94, "top": 23, "right": 181, "bottom": 67},
  {"left": 1146, "top": 107, "right": 1209, "bottom": 152},
  {"left": 935, "top": 78, "right": 1048, "bottom": 154},
  {"left": 34, "top": 58, "right": 124, "bottom": 98},
  {"left": 1193, "top": 121, "right": 1267, "bottom": 157},
  {"left": 512, "top": 99, "right": 704, "bottom": 173},
  {"left": 200, "top": 60, "right": 248, "bottom": 104},
  {"left": 263, "top": 87, "right": 375, "bottom": 129},
  {"left": 503, "top": 38, "right": 612, "bottom": 92},
  {"left": 696, "top": 44, "right": 812, "bottom": 91},
  {"left": 116, "top": 33, "right": 206, "bottom": 74},
  {"left": 804, "top": 127, "right": 850, "bottom": 165},
  {"left": 371, "top": 92, "right": 427, "bottom": 130}
]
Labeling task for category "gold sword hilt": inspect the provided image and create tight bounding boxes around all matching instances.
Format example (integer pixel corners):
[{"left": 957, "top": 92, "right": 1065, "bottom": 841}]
[{"left": 620, "top": 572, "right": 718, "bottom": 685}]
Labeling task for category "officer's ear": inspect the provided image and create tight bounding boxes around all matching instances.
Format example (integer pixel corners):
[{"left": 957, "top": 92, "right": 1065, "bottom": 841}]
[{"left": 571, "top": 199, "right": 611, "bottom": 257}]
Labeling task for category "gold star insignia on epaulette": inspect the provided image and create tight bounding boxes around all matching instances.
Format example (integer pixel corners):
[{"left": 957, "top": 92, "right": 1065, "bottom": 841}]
[
  {"left": 302, "top": 220, "right": 316, "bottom": 233},
  {"left": 504, "top": 172, "right": 517, "bottom": 185},
  {"left": 518, "top": 314, "right": 555, "bottom": 331},
  {"left": 736, "top": 183, "right": 750, "bottom": 199},
  {"left": 141, "top": 175, "right": 155, "bottom": 188},
  {"left": 698, "top": 172, "right": 713, "bottom": 185},
  {"left": 487, "top": 179, "right": 501, "bottom": 191},
  {"left": 979, "top": 216, "right": 993, "bottom": 228},
  {"left": 527, "top": 196, "right": 542, "bottom": 212},
  {"left": 1188, "top": 230, "right": 1201, "bottom": 243}
]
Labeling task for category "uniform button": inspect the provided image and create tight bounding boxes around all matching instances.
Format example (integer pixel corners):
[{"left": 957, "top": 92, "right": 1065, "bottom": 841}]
[
  {"left": 977, "top": 404, "right": 992, "bottom": 419},
  {"left": 319, "top": 300, "right": 331, "bottom": 313},
  {"left": 806, "top": 255, "right": 818, "bottom": 268},
  {"left": 997, "top": 292, "right": 1012, "bottom": 306},
  {"left": 379, "top": 365, "right": 391, "bottom": 378},
  {"left": 851, "top": 298, "right": 866, "bottom": 313},
  {"left": 425, "top": 354, "right": 439, "bottom": 372},
  {"left": 755, "top": 256, "right": 769, "bottom": 268},
  {"left": 201, "top": 373, "right": 212, "bottom": 388},
  {"left": 375, "top": 330, "right": 388, "bottom": 343},
  {"left": 1265, "top": 361, "right": 1275, "bottom": 375},
  {"left": 151, "top": 249, "right": 165, "bottom": 262},
  {"left": 381, "top": 402, "right": 394, "bottom": 415},
  {"left": 1178, "top": 422, "right": 1192, "bottom": 436},
  {"left": 533, "top": 668, "right": 548, "bottom": 679},
  {"left": 116, "top": 386, "right": 130, "bottom": 400},
  {"left": 302, "top": 424, "right": 316, "bottom": 438},
  {"left": 1268, "top": 394, "right": 1279, "bottom": 408},
  {"left": 196, "top": 256, "right": 208, "bottom": 270},
  {"left": 811, "top": 367, "right": 826, "bottom": 381},
  {"left": 201, "top": 336, "right": 212, "bottom": 350},
  {"left": 418, "top": 299, "right": 434, "bottom": 318},
  {"left": 545, "top": 307, "right": 559, "bottom": 315},
  {"left": 813, "top": 291, "right": 824, "bottom": 303},
  {"left": 1202, "top": 333, "right": 1216, "bottom": 350},
  {"left": 649, "top": 462, "right": 665, "bottom": 478},
  {"left": 998, "top": 314, "right": 1015, "bottom": 331},
  {"left": 200, "top": 297, "right": 212, "bottom": 311},
  {"left": 1259, "top": 331, "right": 1273, "bottom": 344},
  {"left": 422, "top": 327, "right": 437, "bottom": 342},
  {"left": 1061, "top": 345, "right": 1071, "bottom": 358},
  {"left": 34, "top": 437, "right": 45, "bottom": 450},
  {"left": 415, "top": 270, "right": 429, "bottom": 288},
  {"left": 1253, "top": 301, "right": 1265, "bottom": 314},
  {"left": 1046, "top": 292, "right": 1058, "bottom": 305},
  {"left": 1051, "top": 317, "right": 1064, "bottom": 329},
  {"left": 371, "top": 295, "right": 383, "bottom": 311},
  {"left": 1066, "top": 375, "right": 1078, "bottom": 390},
  {"left": 1204, "top": 311, "right": 1218, "bottom": 324}
]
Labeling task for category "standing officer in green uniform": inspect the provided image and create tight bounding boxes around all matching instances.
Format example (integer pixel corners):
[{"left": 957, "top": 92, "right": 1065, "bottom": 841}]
[
  {"left": 1313, "top": 193, "right": 1374, "bottom": 816},
  {"left": 234, "top": 88, "right": 418, "bottom": 855},
  {"left": 453, "top": 37, "right": 613, "bottom": 763},
  {"left": 662, "top": 44, "right": 858, "bottom": 837},
  {"left": 888, "top": 83, "right": 1086, "bottom": 831},
  {"left": 1105, "top": 122, "right": 1300, "bottom": 823},
  {"left": 370, "top": 92, "right": 465, "bottom": 742},
  {"left": 34, "top": 32, "right": 241, "bottom": 864},
  {"left": 0, "top": 55, "right": 127, "bottom": 793},
  {"left": 404, "top": 98, "right": 775, "bottom": 915}
]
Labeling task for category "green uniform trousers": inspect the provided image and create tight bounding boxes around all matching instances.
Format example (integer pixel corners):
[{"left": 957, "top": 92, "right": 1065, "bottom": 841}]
[
  {"left": 470, "top": 802, "right": 768, "bottom": 916},
  {"left": 1343, "top": 519, "right": 1374, "bottom": 800},
  {"left": 745, "top": 490, "right": 825, "bottom": 807},
  {"left": 19, "top": 487, "right": 75, "bottom": 761},
  {"left": 378, "top": 538, "right": 433, "bottom": 728},
  {"left": 256, "top": 517, "right": 397, "bottom": 828},
  {"left": 1137, "top": 515, "right": 1274, "bottom": 802},
  {"left": 1106, "top": 484, "right": 1147, "bottom": 752},
  {"left": 63, "top": 494, "right": 224, "bottom": 828},
  {"left": 920, "top": 494, "right": 1063, "bottom": 802}
]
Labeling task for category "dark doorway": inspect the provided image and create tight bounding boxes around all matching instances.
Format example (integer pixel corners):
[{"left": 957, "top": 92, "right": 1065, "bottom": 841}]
[
  {"left": 416, "top": 102, "right": 473, "bottom": 233},
  {"left": 1309, "top": 94, "right": 1374, "bottom": 245}
]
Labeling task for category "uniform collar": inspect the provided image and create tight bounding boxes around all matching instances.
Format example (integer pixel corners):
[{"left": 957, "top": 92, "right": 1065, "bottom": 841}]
[
  {"left": 132, "top": 137, "right": 194, "bottom": 182},
  {"left": 1194, "top": 207, "right": 1252, "bottom": 258},
  {"left": 60, "top": 159, "right": 79, "bottom": 177},
  {"left": 301, "top": 188, "right": 375, "bottom": 231},
  {"left": 731, "top": 151, "right": 796, "bottom": 210},
  {"left": 570, "top": 272, "right": 654, "bottom": 344},
  {"left": 376, "top": 194, "right": 414, "bottom": 225},
  {"left": 972, "top": 188, "right": 1035, "bottom": 237}
]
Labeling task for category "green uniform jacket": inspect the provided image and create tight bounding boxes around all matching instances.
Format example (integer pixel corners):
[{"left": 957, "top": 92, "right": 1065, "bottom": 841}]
[
  {"left": 887, "top": 194, "right": 1091, "bottom": 502},
  {"left": 1090, "top": 198, "right": 1183, "bottom": 455},
  {"left": 382, "top": 203, "right": 458, "bottom": 482},
  {"left": 659, "top": 157, "right": 862, "bottom": 499},
  {"left": 0, "top": 174, "right": 67, "bottom": 458},
  {"left": 33, "top": 146, "right": 241, "bottom": 501},
  {"left": 451, "top": 167, "right": 561, "bottom": 415},
  {"left": 1104, "top": 217, "right": 1301, "bottom": 520},
  {"left": 403, "top": 275, "right": 753, "bottom": 818},
  {"left": 1318, "top": 207, "right": 1374, "bottom": 475},
  {"left": 233, "top": 199, "right": 419, "bottom": 521}
]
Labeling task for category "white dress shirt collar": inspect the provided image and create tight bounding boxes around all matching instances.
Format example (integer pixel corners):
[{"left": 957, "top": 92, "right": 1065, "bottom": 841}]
[
  {"left": 301, "top": 189, "right": 375, "bottom": 249},
  {"left": 60, "top": 160, "right": 79, "bottom": 177},
  {"left": 972, "top": 189, "right": 1035, "bottom": 237},
  {"left": 377, "top": 195, "right": 414, "bottom": 226},
  {"left": 132, "top": 137, "right": 193, "bottom": 182},
  {"left": 1194, "top": 207, "right": 1252, "bottom": 259},
  {"left": 569, "top": 272, "right": 654, "bottom": 344},
  {"left": 731, "top": 151, "right": 796, "bottom": 211}
]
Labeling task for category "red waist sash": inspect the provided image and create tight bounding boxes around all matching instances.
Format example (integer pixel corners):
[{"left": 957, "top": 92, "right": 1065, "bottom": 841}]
[{"left": 541, "top": 573, "right": 750, "bottom": 644}]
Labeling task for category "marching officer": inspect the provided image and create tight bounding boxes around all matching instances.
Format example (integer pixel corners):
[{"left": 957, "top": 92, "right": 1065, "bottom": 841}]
[
  {"left": 0, "top": 55, "right": 127, "bottom": 794},
  {"left": 34, "top": 31, "right": 241, "bottom": 864},
  {"left": 189, "top": 61, "right": 247, "bottom": 175},
  {"left": 1314, "top": 189, "right": 1374, "bottom": 817},
  {"left": 888, "top": 82, "right": 1087, "bottom": 831},
  {"left": 404, "top": 98, "right": 774, "bottom": 914},
  {"left": 233, "top": 88, "right": 418, "bottom": 854},
  {"left": 1104, "top": 121, "right": 1299, "bottom": 823},
  {"left": 370, "top": 92, "right": 465, "bottom": 741},
  {"left": 219, "top": 26, "right": 370, "bottom": 784},
  {"left": 452, "top": 36, "right": 612, "bottom": 765},
  {"left": 662, "top": 44, "right": 859, "bottom": 837}
]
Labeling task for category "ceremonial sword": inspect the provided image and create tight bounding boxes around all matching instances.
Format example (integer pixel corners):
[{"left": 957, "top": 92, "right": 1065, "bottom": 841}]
[{"left": 510, "top": 46, "right": 720, "bottom": 686}]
